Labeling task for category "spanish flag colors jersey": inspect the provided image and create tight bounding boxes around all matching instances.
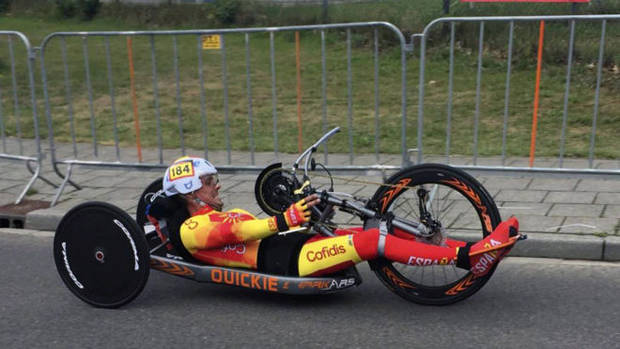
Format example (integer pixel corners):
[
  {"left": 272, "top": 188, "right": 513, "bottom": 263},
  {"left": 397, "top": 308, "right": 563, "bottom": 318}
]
[{"left": 179, "top": 206, "right": 278, "bottom": 269}]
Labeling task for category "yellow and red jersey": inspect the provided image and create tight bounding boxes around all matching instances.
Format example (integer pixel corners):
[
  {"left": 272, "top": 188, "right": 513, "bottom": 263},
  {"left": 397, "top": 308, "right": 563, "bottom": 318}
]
[{"left": 179, "top": 205, "right": 279, "bottom": 269}]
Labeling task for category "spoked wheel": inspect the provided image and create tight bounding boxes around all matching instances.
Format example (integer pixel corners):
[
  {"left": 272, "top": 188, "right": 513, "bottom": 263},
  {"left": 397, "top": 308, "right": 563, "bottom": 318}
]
[
  {"left": 367, "top": 164, "right": 501, "bottom": 305},
  {"left": 136, "top": 177, "right": 164, "bottom": 249},
  {"left": 53, "top": 202, "right": 150, "bottom": 308}
]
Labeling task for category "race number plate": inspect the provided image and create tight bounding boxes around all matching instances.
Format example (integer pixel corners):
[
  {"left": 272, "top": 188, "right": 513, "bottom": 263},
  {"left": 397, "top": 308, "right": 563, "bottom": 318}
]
[{"left": 169, "top": 161, "right": 194, "bottom": 181}]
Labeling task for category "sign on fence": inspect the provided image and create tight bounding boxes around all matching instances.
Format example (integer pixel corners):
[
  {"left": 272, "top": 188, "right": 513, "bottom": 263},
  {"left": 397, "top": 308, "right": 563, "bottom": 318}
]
[{"left": 201, "top": 34, "right": 221, "bottom": 50}]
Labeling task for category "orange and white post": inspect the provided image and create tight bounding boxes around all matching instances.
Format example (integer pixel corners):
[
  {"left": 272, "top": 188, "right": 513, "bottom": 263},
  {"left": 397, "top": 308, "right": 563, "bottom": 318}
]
[{"left": 529, "top": 20, "right": 545, "bottom": 167}]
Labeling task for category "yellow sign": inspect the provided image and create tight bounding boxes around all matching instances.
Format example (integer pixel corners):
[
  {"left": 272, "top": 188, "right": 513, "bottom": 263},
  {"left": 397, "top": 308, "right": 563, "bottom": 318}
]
[
  {"left": 169, "top": 161, "right": 194, "bottom": 181},
  {"left": 201, "top": 35, "right": 221, "bottom": 50}
]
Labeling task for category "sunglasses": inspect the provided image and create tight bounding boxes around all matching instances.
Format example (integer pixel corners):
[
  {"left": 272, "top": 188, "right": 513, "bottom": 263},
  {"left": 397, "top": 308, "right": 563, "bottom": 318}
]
[{"left": 202, "top": 174, "right": 219, "bottom": 187}]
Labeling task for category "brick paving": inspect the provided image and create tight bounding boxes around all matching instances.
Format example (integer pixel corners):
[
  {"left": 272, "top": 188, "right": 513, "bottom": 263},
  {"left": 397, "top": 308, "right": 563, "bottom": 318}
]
[{"left": 1, "top": 138, "right": 619, "bottom": 260}]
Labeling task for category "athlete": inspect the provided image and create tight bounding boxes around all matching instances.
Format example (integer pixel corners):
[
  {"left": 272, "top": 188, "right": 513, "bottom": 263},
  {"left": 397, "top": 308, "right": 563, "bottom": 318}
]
[{"left": 148, "top": 156, "right": 519, "bottom": 278}]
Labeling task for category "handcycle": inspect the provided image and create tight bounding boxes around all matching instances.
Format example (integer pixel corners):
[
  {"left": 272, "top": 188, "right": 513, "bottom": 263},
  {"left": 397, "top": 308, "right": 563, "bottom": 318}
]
[{"left": 53, "top": 127, "right": 522, "bottom": 308}]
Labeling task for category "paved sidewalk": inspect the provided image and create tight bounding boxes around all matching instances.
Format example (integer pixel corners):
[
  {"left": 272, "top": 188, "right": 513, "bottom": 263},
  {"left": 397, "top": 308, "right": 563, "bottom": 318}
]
[{"left": 1, "top": 140, "right": 619, "bottom": 261}]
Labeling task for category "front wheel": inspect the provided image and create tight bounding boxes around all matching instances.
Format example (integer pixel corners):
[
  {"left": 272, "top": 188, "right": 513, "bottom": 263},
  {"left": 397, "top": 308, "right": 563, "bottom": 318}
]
[{"left": 367, "top": 164, "right": 501, "bottom": 305}]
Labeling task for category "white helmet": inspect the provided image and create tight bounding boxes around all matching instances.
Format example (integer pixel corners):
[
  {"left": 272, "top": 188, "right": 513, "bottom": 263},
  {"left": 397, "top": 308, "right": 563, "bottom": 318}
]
[{"left": 163, "top": 156, "right": 217, "bottom": 196}]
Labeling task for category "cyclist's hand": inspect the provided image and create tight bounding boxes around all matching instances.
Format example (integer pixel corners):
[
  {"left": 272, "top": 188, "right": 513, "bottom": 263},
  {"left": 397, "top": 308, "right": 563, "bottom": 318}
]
[
  {"left": 276, "top": 195, "right": 319, "bottom": 230},
  {"left": 302, "top": 194, "right": 320, "bottom": 209}
]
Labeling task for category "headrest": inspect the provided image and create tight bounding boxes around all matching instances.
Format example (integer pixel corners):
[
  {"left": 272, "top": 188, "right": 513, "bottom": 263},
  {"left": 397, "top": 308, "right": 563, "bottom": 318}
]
[{"left": 146, "top": 194, "right": 186, "bottom": 220}]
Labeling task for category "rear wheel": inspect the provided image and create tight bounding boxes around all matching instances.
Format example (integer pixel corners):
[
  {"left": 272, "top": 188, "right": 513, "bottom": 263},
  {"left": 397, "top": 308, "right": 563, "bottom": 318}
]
[
  {"left": 367, "top": 164, "right": 501, "bottom": 305},
  {"left": 53, "top": 202, "right": 150, "bottom": 308}
]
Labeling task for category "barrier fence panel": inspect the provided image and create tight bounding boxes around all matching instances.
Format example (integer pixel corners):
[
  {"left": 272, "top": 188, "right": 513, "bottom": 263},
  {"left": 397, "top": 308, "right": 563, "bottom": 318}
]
[
  {"left": 0, "top": 31, "right": 55, "bottom": 204},
  {"left": 39, "top": 22, "right": 408, "bottom": 205},
  {"left": 415, "top": 15, "right": 620, "bottom": 176}
]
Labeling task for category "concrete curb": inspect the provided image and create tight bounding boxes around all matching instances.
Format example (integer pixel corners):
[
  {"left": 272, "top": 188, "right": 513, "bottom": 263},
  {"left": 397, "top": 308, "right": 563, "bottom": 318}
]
[
  {"left": 25, "top": 208, "right": 65, "bottom": 231},
  {"left": 8, "top": 222, "right": 620, "bottom": 261},
  {"left": 604, "top": 236, "right": 620, "bottom": 261}
]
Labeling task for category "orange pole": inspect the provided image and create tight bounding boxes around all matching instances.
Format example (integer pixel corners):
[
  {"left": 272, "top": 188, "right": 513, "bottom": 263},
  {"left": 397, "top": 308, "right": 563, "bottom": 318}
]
[
  {"left": 529, "top": 20, "right": 545, "bottom": 167},
  {"left": 127, "top": 36, "right": 142, "bottom": 162},
  {"left": 295, "top": 31, "right": 303, "bottom": 153}
]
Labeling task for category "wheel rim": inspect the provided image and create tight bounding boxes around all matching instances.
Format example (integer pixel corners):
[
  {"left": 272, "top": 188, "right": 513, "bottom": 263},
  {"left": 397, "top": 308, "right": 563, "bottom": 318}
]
[
  {"left": 368, "top": 165, "right": 502, "bottom": 304},
  {"left": 387, "top": 181, "right": 486, "bottom": 287}
]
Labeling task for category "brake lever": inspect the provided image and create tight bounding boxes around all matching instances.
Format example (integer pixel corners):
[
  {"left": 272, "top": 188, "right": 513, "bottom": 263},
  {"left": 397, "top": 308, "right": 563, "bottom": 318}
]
[{"left": 293, "top": 180, "right": 311, "bottom": 196}]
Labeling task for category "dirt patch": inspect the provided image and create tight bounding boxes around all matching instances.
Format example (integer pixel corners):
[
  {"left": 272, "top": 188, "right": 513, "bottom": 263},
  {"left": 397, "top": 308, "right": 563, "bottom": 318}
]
[{"left": 0, "top": 200, "right": 51, "bottom": 216}]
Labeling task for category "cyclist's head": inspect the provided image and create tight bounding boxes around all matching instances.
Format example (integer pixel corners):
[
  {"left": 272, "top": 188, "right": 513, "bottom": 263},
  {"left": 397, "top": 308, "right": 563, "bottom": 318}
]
[{"left": 163, "top": 156, "right": 218, "bottom": 197}]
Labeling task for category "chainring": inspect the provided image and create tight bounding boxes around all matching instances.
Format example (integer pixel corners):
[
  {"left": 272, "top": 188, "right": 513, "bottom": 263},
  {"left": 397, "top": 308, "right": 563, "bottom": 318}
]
[{"left": 254, "top": 163, "right": 300, "bottom": 216}]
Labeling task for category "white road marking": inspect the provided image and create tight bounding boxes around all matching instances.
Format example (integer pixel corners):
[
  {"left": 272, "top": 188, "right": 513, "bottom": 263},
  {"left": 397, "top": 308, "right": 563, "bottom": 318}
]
[{"left": 545, "top": 223, "right": 598, "bottom": 231}]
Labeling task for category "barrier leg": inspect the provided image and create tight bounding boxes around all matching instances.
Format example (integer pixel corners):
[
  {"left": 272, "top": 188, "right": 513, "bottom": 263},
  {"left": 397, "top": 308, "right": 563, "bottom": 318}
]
[
  {"left": 51, "top": 163, "right": 74, "bottom": 207},
  {"left": 25, "top": 160, "right": 58, "bottom": 188},
  {"left": 15, "top": 162, "right": 41, "bottom": 205},
  {"left": 51, "top": 161, "right": 81, "bottom": 191}
]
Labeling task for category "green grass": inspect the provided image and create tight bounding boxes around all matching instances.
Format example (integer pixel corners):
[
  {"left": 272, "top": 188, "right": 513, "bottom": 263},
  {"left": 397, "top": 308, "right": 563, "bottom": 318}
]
[{"left": 0, "top": 0, "right": 619, "bottom": 159}]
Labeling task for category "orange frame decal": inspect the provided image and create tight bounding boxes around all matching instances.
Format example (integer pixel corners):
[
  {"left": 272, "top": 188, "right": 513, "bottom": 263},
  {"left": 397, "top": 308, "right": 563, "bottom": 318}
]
[
  {"left": 382, "top": 266, "right": 415, "bottom": 289},
  {"left": 441, "top": 178, "right": 494, "bottom": 233},
  {"left": 445, "top": 273, "right": 476, "bottom": 295},
  {"left": 379, "top": 178, "right": 412, "bottom": 213},
  {"left": 150, "top": 259, "right": 195, "bottom": 277}
]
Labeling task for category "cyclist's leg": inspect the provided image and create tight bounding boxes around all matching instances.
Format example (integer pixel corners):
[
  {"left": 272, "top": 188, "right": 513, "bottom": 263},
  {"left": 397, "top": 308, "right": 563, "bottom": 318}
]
[
  {"left": 390, "top": 227, "right": 467, "bottom": 248},
  {"left": 297, "top": 217, "right": 518, "bottom": 277}
]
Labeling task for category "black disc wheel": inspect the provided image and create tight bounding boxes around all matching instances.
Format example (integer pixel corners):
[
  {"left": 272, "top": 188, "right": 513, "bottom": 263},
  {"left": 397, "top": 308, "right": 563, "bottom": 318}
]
[
  {"left": 136, "top": 177, "right": 164, "bottom": 249},
  {"left": 53, "top": 202, "right": 150, "bottom": 308},
  {"left": 367, "top": 164, "right": 501, "bottom": 305}
]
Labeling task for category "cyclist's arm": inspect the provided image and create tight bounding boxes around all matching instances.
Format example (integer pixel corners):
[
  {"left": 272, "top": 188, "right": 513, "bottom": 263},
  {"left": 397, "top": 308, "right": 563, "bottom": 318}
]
[{"left": 179, "top": 210, "right": 278, "bottom": 253}]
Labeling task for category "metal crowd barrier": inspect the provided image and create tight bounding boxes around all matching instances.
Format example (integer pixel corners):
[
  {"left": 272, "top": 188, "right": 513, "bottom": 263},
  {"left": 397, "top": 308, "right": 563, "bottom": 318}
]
[
  {"left": 19, "top": 15, "right": 620, "bottom": 207},
  {"left": 414, "top": 15, "right": 620, "bottom": 177},
  {"left": 0, "top": 31, "right": 56, "bottom": 204},
  {"left": 39, "top": 22, "right": 408, "bottom": 205}
]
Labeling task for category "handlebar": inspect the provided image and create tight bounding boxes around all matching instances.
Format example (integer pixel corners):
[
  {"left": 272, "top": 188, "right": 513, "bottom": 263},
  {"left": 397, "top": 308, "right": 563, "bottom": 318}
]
[{"left": 292, "top": 127, "right": 340, "bottom": 178}]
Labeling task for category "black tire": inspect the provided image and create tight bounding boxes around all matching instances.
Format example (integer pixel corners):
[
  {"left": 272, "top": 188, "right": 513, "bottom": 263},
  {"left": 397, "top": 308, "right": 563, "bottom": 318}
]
[
  {"left": 53, "top": 202, "right": 150, "bottom": 308},
  {"left": 367, "top": 164, "right": 501, "bottom": 305}
]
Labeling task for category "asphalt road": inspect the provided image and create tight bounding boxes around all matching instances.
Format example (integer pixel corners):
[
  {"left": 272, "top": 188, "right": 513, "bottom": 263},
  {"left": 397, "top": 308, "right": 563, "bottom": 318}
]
[{"left": 1, "top": 232, "right": 619, "bottom": 348}]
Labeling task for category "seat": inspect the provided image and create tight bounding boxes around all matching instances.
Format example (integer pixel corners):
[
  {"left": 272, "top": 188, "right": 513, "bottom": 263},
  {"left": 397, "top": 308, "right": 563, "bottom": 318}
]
[{"left": 145, "top": 194, "right": 197, "bottom": 262}]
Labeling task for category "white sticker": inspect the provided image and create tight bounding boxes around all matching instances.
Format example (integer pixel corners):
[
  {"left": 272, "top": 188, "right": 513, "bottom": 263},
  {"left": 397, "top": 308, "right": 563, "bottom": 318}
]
[
  {"left": 114, "top": 219, "right": 140, "bottom": 271},
  {"left": 62, "top": 242, "right": 84, "bottom": 289}
]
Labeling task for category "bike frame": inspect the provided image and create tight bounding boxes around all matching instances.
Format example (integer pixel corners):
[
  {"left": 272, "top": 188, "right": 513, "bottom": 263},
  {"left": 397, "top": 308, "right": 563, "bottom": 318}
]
[{"left": 290, "top": 127, "right": 432, "bottom": 239}]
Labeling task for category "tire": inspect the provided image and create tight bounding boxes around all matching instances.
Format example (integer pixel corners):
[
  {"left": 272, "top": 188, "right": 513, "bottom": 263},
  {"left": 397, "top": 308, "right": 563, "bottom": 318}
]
[
  {"left": 367, "top": 163, "right": 501, "bottom": 305},
  {"left": 53, "top": 202, "right": 150, "bottom": 308}
]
